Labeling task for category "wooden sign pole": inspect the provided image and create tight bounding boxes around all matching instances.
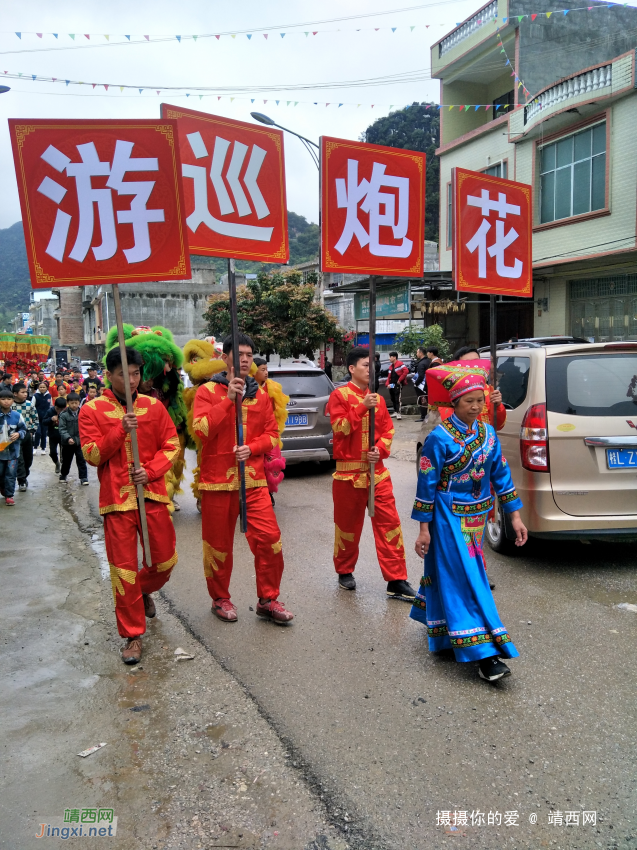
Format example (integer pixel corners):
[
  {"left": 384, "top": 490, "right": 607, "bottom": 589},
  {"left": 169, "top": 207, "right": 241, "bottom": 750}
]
[
  {"left": 227, "top": 258, "right": 248, "bottom": 534},
  {"left": 367, "top": 274, "right": 377, "bottom": 517},
  {"left": 490, "top": 294, "right": 498, "bottom": 429},
  {"left": 111, "top": 283, "right": 152, "bottom": 566}
]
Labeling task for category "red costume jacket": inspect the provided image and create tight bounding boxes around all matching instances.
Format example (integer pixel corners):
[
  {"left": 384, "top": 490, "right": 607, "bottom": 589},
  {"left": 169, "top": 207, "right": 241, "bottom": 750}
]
[
  {"left": 79, "top": 389, "right": 180, "bottom": 515},
  {"left": 327, "top": 381, "right": 394, "bottom": 488},
  {"left": 385, "top": 360, "right": 409, "bottom": 388},
  {"left": 49, "top": 381, "right": 70, "bottom": 399},
  {"left": 192, "top": 374, "right": 279, "bottom": 491}
]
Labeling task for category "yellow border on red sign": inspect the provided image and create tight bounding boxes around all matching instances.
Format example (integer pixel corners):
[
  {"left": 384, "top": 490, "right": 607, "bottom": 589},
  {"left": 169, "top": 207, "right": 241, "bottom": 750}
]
[
  {"left": 321, "top": 137, "right": 425, "bottom": 278},
  {"left": 12, "top": 121, "right": 190, "bottom": 286},
  {"left": 164, "top": 107, "right": 289, "bottom": 262},
  {"left": 454, "top": 168, "right": 533, "bottom": 297}
]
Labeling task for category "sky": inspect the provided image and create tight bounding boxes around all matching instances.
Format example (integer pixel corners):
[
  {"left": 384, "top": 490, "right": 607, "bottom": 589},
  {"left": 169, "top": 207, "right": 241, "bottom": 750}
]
[{"left": 0, "top": 0, "right": 487, "bottom": 230}]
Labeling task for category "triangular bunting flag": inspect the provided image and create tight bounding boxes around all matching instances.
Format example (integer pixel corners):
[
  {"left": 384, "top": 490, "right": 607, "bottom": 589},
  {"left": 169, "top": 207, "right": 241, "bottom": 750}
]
[
  {"left": 495, "top": 104, "right": 501, "bottom": 110},
  {"left": 531, "top": 14, "right": 537, "bottom": 21},
  {"left": 247, "top": 34, "right": 252, "bottom": 39},
  {"left": 339, "top": 103, "right": 343, "bottom": 107},
  {"left": 139, "top": 88, "right": 143, "bottom": 93},
  {"left": 371, "top": 105, "right": 374, "bottom": 108},
  {"left": 199, "top": 95, "right": 203, "bottom": 99},
  {"left": 294, "top": 102, "right": 298, "bottom": 106},
  {"left": 92, "top": 83, "right": 96, "bottom": 88},
  {"left": 505, "top": 59, "right": 510, "bottom": 65},
  {"left": 175, "top": 35, "right": 181, "bottom": 42},
  {"left": 486, "top": 104, "right": 491, "bottom": 109},
  {"left": 18, "top": 72, "right": 22, "bottom": 77},
  {"left": 474, "top": 105, "right": 480, "bottom": 110},
  {"left": 251, "top": 98, "right": 255, "bottom": 103},
  {"left": 263, "top": 33, "right": 268, "bottom": 39},
  {"left": 263, "top": 99, "right": 267, "bottom": 104},
  {"left": 218, "top": 96, "right": 221, "bottom": 100},
  {"left": 52, "top": 77, "right": 57, "bottom": 81},
  {"left": 104, "top": 35, "right": 110, "bottom": 40},
  {"left": 36, "top": 33, "right": 42, "bottom": 38},
  {"left": 53, "top": 34, "right": 58, "bottom": 38},
  {"left": 231, "top": 34, "right": 236, "bottom": 38},
  {"left": 125, "top": 35, "right": 130, "bottom": 40},
  {"left": 517, "top": 16, "right": 524, "bottom": 22},
  {"left": 215, "top": 35, "right": 220, "bottom": 39},
  {"left": 186, "top": 93, "right": 190, "bottom": 97},
  {"left": 287, "top": 101, "right": 291, "bottom": 105},
  {"left": 15, "top": 32, "right": 21, "bottom": 38},
  {"left": 465, "top": 105, "right": 471, "bottom": 111},
  {"left": 144, "top": 35, "right": 149, "bottom": 41},
  {"left": 304, "top": 32, "right": 309, "bottom": 36},
  {"left": 65, "top": 80, "right": 70, "bottom": 86},
  {"left": 32, "top": 75, "right": 37, "bottom": 80},
  {"left": 503, "top": 17, "right": 508, "bottom": 23},
  {"left": 312, "top": 31, "right": 318, "bottom": 35},
  {"left": 391, "top": 27, "right": 397, "bottom": 32},
  {"left": 546, "top": 12, "right": 552, "bottom": 18},
  {"left": 563, "top": 9, "right": 569, "bottom": 14},
  {"left": 326, "top": 103, "right": 329, "bottom": 106},
  {"left": 84, "top": 34, "right": 90, "bottom": 39},
  {"left": 280, "top": 32, "right": 285, "bottom": 38},
  {"left": 410, "top": 26, "right": 415, "bottom": 31},
  {"left": 230, "top": 97, "right": 235, "bottom": 102},
  {"left": 459, "top": 105, "right": 464, "bottom": 110},
  {"left": 276, "top": 100, "right": 279, "bottom": 105},
  {"left": 104, "top": 85, "right": 109, "bottom": 90},
  {"left": 449, "top": 105, "right": 454, "bottom": 110},
  {"left": 69, "top": 34, "right": 75, "bottom": 39},
  {"left": 120, "top": 86, "right": 124, "bottom": 91},
  {"left": 193, "top": 35, "right": 197, "bottom": 41},
  {"left": 437, "top": 104, "right": 442, "bottom": 109}
]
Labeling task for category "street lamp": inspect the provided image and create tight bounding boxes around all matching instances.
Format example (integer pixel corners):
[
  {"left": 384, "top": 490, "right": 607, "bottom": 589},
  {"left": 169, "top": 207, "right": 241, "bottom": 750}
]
[
  {"left": 0, "top": 86, "right": 11, "bottom": 95},
  {"left": 250, "top": 111, "right": 319, "bottom": 170}
]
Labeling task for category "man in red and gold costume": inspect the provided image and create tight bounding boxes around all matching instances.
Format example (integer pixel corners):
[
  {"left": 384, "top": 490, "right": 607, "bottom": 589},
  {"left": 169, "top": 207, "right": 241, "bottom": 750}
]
[
  {"left": 192, "top": 333, "right": 294, "bottom": 625},
  {"left": 326, "top": 346, "right": 416, "bottom": 601},
  {"left": 79, "top": 347, "right": 180, "bottom": 664}
]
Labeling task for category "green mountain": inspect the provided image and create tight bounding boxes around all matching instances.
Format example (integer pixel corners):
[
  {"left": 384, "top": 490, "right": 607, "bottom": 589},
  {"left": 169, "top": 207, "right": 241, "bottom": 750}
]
[
  {"left": 0, "top": 211, "right": 321, "bottom": 329},
  {"left": 0, "top": 222, "right": 32, "bottom": 331}
]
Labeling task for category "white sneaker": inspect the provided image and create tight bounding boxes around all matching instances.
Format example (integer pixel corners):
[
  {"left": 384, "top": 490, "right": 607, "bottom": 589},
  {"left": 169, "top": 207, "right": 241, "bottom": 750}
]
[
  {"left": 396, "top": 414, "right": 402, "bottom": 420},
  {"left": 389, "top": 412, "right": 397, "bottom": 418}
]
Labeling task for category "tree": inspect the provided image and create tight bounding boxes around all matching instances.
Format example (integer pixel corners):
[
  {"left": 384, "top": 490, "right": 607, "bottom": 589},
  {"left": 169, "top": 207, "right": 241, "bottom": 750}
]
[
  {"left": 203, "top": 268, "right": 344, "bottom": 359},
  {"left": 394, "top": 323, "right": 450, "bottom": 359},
  {"left": 361, "top": 103, "right": 440, "bottom": 245}
]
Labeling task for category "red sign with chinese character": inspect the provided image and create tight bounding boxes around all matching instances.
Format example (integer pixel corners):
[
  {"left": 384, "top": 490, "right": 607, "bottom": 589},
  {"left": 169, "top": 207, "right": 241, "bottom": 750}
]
[
  {"left": 320, "top": 136, "right": 426, "bottom": 278},
  {"left": 453, "top": 167, "right": 532, "bottom": 297},
  {"left": 161, "top": 104, "right": 289, "bottom": 264},
  {"left": 8, "top": 119, "right": 191, "bottom": 289}
]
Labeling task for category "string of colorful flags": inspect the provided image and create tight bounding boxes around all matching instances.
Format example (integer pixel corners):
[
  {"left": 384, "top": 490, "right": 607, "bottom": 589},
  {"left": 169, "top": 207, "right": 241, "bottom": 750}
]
[
  {"left": 3, "top": 4, "right": 634, "bottom": 45},
  {"left": 495, "top": 29, "right": 530, "bottom": 101}
]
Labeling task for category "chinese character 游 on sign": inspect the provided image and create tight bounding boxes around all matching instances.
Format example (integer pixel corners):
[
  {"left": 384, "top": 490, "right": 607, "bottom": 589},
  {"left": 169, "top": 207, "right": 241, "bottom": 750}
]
[{"left": 9, "top": 119, "right": 190, "bottom": 288}]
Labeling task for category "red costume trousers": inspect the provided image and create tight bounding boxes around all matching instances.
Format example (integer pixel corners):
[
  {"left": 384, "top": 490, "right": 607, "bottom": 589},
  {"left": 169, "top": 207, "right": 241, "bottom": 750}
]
[
  {"left": 103, "top": 501, "right": 177, "bottom": 639},
  {"left": 201, "top": 487, "right": 284, "bottom": 601},
  {"left": 332, "top": 476, "right": 407, "bottom": 581}
]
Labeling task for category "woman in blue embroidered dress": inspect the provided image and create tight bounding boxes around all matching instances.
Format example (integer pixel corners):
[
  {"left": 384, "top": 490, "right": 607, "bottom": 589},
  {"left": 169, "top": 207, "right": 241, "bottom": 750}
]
[{"left": 410, "top": 363, "right": 528, "bottom": 682}]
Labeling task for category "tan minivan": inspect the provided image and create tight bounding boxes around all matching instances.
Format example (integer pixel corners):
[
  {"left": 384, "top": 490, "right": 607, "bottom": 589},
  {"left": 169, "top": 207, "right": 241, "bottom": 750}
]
[{"left": 479, "top": 340, "right": 637, "bottom": 552}]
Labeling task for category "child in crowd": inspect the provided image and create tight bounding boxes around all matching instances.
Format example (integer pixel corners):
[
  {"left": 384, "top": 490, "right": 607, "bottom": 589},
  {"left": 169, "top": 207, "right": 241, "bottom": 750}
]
[
  {"left": 42, "top": 398, "right": 66, "bottom": 475},
  {"left": 12, "top": 382, "right": 38, "bottom": 492},
  {"left": 58, "top": 393, "right": 88, "bottom": 485},
  {"left": 80, "top": 385, "right": 98, "bottom": 407},
  {"left": 0, "top": 388, "right": 26, "bottom": 506},
  {"left": 33, "top": 381, "right": 52, "bottom": 454}
]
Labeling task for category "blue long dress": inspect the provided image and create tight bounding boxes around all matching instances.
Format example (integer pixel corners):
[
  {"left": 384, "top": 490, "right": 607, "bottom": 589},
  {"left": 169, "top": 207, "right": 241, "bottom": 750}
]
[{"left": 410, "top": 412, "right": 523, "bottom": 662}]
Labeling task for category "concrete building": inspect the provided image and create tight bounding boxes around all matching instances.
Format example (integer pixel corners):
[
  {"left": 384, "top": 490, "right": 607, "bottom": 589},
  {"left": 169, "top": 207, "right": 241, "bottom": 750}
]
[
  {"left": 433, "top": 0, "right": 637, "bottom": 344},
  {"left": 79, "top": 262, "right": 226, "bottom": 359},
  {"left": 29, "top": 290, "right": 60, "bottom": 345}
]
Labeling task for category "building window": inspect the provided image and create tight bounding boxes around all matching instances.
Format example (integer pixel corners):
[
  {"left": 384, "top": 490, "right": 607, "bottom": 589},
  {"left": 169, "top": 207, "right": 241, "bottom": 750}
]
[
  {"left": 539, "top": 122, "right": 606, "bottom": 224},
  {"left": 447, "top": 183, "right": 453, "bottom": 248},
  {"left": 570, "top": 275, "right": 637, "bottom": 342},
  {"left": 484, "top": 161, "right": 508, "bottom": 179},
  {"left": 492, "top": 90, "right": 514, "bottom": 120}
]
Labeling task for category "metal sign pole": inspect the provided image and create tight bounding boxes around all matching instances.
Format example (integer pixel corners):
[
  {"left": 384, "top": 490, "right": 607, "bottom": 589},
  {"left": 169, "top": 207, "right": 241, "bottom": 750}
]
[
  {"left": 490, "top": 295, "right": 498, "bottom": 429},
  {"left": 111, "top": 284, "right": 152, "bottom": 566},
  {"left": 367, "top": 275, "right": 377, "bottom": 517},
  {"left": 228, "top": 258, "right": 248, "bottom": 534}
]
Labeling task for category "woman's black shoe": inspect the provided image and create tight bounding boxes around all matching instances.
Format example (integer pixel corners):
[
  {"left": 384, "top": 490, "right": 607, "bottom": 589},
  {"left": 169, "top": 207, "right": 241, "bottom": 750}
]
[{"left": 478, "top": 656, "right": 511, "bottom": 682}]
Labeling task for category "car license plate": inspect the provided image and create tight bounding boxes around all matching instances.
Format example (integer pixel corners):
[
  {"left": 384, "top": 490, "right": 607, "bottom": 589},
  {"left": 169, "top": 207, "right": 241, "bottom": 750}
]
[
  {"left": 607, "top": 449, "right": 637, "bottom": 468},
  {"left": 285, "top": 414, "right": 308, "bottom": 427}
]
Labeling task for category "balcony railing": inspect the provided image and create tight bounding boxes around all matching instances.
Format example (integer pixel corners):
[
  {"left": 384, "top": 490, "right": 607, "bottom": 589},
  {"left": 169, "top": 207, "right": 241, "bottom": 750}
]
[
  {"left": 524, "top": 64, "right": 612, "bottom": 124},
  {"left": 439, "top": 1, "right": 498, "bottom": 57}
]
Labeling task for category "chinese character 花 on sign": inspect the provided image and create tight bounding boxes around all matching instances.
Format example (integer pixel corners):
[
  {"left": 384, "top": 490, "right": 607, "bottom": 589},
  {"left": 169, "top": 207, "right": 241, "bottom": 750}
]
[
  {"left": 9, "top": 119, "right": 191, "bottom": 289},
  {"left": 321, "top": 136, "right": 426, "bottom": 278},
  {"left": 453, "top": 167, "right": 532, "bottom": 298},
  {"left": 161, "top": 105, "right": 289, "bottom": 264}
]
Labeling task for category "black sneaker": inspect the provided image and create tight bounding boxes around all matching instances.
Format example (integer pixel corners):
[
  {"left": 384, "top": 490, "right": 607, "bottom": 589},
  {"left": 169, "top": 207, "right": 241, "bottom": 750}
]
[
  {"left": 489, "top": 578, "right": 496, "bottom": 590},
  {"left": 58, "top": 476, "right": 67, "bottom": 483},
  {"left": 386, "top": 579, "right": 416, "bottom": 601},
  {"left": 478, "top": 656, "right": 511, "bottom": 682},
  {"left": 338, "top": 573, "right": 356, "bottom": 591},
  {"left": 55, "top": 462, "right": 61, "bottom": 474}
]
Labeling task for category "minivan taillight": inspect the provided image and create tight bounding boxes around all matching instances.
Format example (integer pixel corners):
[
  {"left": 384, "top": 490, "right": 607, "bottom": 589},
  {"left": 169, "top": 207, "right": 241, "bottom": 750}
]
[{"left": 520, "top": 403, "right": 549, "bottom": 472}]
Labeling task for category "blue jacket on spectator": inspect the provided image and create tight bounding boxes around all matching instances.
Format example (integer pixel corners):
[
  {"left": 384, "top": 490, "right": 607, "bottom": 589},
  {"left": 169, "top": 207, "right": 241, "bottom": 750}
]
[{"left": 0, "top": 409, "right": 26, "bottom": 460}]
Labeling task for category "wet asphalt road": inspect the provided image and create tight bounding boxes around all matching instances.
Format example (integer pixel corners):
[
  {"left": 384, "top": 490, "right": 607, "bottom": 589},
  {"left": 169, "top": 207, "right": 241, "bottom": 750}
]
[{"left": 92, "top": 449, "right": 637, "bottom": 849}]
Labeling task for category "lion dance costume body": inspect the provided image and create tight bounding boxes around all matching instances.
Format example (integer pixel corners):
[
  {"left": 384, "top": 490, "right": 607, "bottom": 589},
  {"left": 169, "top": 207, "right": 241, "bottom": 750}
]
[{"left": 104, "top": 325, "right": 188, "bottom": 512}]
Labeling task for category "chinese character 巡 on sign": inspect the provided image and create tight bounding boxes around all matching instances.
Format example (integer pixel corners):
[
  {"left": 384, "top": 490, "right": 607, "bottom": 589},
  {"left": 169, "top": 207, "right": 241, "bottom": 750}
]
[
  {"left": 8, "top": 119, "right": 191, "bottom": 289},
  {"left": 320, "top": 136, "right": 426, "bottom": 278},
  {"left": 453, "top": 167, "right": 532, "bottom": 297},
  {"left": 161, "top": 105, "right": 289, "bottom": 264}
]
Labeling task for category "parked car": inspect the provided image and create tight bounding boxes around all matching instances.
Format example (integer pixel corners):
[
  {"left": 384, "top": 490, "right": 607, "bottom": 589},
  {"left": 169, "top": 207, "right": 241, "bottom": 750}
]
[
  {"left": 468, "top": 339, "right": 637, "bottom": 551},
  {"left": 267, "top": 364, "right": 335, "bottom": 464}
]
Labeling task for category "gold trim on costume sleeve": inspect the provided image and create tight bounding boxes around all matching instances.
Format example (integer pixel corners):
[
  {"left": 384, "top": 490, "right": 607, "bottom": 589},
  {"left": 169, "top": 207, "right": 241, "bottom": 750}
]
[
  {"left": 333, "top": 418, "right": 351, "bottom": 435},
  {"left": 82, "top": 441, "right": 101, "bottom": 465},
  {"left": 193, "top": 416, "right": 209, "bottom": 437},
  {"left": 163, "top": 434, "right": 181, "bottom": 463}
]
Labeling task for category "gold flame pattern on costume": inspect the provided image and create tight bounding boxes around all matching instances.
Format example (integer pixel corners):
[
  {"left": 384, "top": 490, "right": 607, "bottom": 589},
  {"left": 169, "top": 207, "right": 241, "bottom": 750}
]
[
  {"left": 203, "top": 541, "right": 227, "bottom": 577},
  {"left": 82, "top": 441, "right": 100, "bottom": 465},
  {"left": 334, "top": 524, "right": 355, "bottom": 558},
  {"left": 385, "top": 526, "right": 404, "bottom": 551},
  {"left": 109, "top": 564, "right": 137, "bottom": 605}
]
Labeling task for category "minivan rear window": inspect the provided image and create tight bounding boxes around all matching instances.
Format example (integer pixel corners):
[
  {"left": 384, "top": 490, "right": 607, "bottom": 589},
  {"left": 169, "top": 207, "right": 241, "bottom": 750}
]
[
  {"left": 496, "top": 356, "right": 530, "bottom": 409},
  {"left": 274, "top": 371, "right": 333, "bottom": 398},
  {"left": 546, "top": 354, "right": 637, "bottom": 416}
]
